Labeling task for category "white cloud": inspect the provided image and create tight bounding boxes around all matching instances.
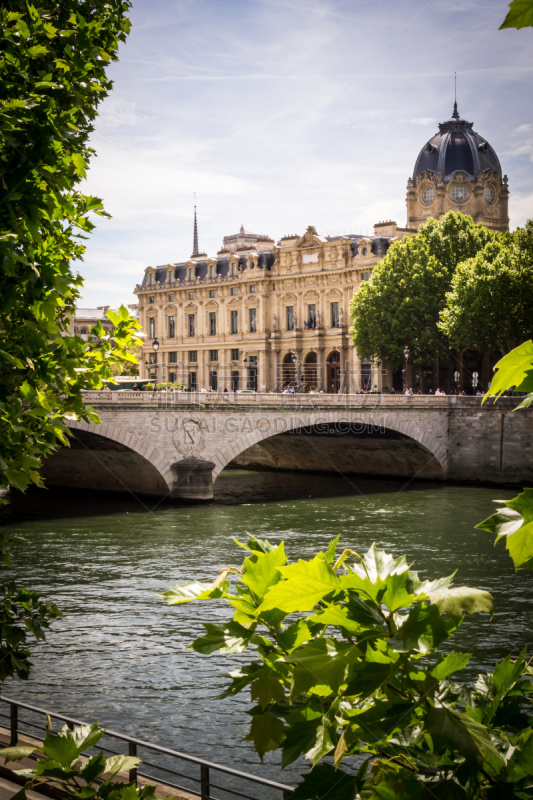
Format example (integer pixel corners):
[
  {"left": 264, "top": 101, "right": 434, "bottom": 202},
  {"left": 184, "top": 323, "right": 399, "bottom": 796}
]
[{"left": 410, "top": 117, "right": 437, "bottom": 126}]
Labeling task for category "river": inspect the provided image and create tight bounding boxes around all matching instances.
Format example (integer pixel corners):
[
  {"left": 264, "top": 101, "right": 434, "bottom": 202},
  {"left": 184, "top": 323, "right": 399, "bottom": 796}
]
[{"left": 1, "top": 471, "right": 531, "bottom": 791}]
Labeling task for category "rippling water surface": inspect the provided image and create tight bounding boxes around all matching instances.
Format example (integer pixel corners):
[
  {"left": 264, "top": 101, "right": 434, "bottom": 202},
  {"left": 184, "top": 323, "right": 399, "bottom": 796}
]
[{"left": 1, "top": 472, "right": 532, "bottom": 789}]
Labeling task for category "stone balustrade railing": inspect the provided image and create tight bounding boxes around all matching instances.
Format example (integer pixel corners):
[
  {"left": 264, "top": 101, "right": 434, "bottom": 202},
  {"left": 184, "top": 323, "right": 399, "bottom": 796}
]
[{"left": 80, "top": 391, "right": 516, "bottom": 408}]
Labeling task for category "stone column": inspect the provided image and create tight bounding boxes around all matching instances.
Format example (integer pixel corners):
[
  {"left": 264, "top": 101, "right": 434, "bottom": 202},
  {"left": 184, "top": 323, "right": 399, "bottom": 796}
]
[{"left": 170, "top": 458, "right": 216, "bottom": 501}]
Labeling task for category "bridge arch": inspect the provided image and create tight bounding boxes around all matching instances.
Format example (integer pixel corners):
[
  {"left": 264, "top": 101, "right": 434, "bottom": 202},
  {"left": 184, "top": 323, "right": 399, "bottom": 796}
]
[
  {"left": 41, "top": 420, "right": 172, "bottom": 497},
  {"left": 212, "top": 410, "right": 447, "bottom": 481}
]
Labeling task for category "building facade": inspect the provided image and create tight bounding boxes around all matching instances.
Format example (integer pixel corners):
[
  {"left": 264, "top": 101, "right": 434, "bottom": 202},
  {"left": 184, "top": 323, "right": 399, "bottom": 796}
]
[{"left": 134, "top": 105, "right": 509, "bottom": 391}]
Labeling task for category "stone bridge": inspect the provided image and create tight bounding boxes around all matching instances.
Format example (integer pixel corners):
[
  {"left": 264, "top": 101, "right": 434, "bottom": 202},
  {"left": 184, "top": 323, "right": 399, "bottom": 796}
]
[{"left": 40, "top": 392, "right": 533, "bottom": 501}]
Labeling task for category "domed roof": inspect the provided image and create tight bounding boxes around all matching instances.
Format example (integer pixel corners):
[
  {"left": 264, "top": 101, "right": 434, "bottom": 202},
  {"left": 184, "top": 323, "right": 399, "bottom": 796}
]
[{"left": 413, "top": 103, "right": 502, "bottom": 185}]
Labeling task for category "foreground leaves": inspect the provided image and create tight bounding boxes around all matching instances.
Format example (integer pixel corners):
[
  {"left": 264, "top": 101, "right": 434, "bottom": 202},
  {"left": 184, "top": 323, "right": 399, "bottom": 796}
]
[
  {"left": 160, "top": 538, "right": 533, "bottom": 799},
  {"left": 0, "top": 721, "right": 156, "bottom": 800},
  {"left": 477, "top": 488, "right": 533, "bottom": 570},
  {"left": 500, "top": 0, "right": 533, "bottom": 29}
]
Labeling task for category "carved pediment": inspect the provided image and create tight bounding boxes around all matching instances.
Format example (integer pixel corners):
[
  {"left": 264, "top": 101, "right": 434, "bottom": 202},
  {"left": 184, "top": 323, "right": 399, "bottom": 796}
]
[
  {"left": 357, "top": 237, "right": 373, "bottom": 257},
  {"left": 281, "top": 292, "right": 297, "bottom": 300},
  {"left": 325, "top": 288, "right": 342, "bottom": 296},
  {"left": 227, "top": 298, "right": 240, "bottom": 306},
  {"left": 184, "top": 302, "right": 197, "bottom": 310},
  {"left": 303, "top": 289, "right": 319, "bottom": 297},
  {"left": 295, "top": 225, "right": 324, "bottom": 248},
  {"left": 163, "top": 303, "right": 177, "bottom": 311},
  {"left": 205, "top": 300, "right": 219, "bottom": 308},
  {"left": 146, "top": 306, "right": 158, "bottom": 314}
]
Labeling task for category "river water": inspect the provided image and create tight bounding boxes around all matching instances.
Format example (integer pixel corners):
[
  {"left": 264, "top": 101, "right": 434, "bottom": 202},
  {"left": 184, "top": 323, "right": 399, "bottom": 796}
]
[{"left": 1, "top": 471, "right": 532, "bottom": 790}]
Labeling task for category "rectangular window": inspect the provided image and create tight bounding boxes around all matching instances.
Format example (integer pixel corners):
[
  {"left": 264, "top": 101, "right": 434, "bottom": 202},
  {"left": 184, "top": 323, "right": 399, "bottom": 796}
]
[
  {"left": 231, "top": 310, "right": 238, "bottom": 334},
  {"left": 209, "top": 289, "right": 215, "bottom": 298},
  {"left": 249, "top": 307, "right": 257, "bottom": 333},
  {"left": 231, "top": 348, "right": 239, "bottom": 361},
  {"left": 149, "top": 296, "right": 154, "bottom": 304},
  {"left": 209, "top": 371, "right": 218, "bottom": 391},
  {"left": 168, "top": 315, "right": 175, "bottom": 338},
  {"left": 231, "top": 371, "right": 239, "bottom": 391},
  {"left": 149, "top": 317, "right": 155, "bottom": 339},
  {"left": 189, "top": 268, "right": 194, "bottom": 281},
  {"left": 149, "top": 273, "right": 154, "bottom": 285},
  {"left": 209, "top": 349, "right": 218, "bottom": 362},
  {"left": 169, "top": 371, "right": 176, "bottom": 383},
  {"left": 209, "top": 265, "right": 215, "bottom": 279},
  {"left": 231, "top": 287, "right": 237, "bottom": 296},
  {"left": 231, "top": 263, "right": 237, "bottom": 277},
  {"left": 209, "top": 311, "right": 217, "bottom": 336},
  {"left": 188, "top": 314, "right": 195, "bottom": 337},
  {"left": 331, "top": 302, "right": 340, "bottom": 328},
  {"left": 286, "top": 306, "right": 294, "bottom": 331},
  {"left": 168, "top": 351, "right": 177, "bottom": 364},
  {"left": 189, "top": 291, "right": 195, "bottom": 300},
  {"left": 249, "top": 284, "right": 256, "bottom": 293},
  {"left": 361, "top": 360, "right": 372, "bottom": 392},
  {"left": 307, "top": 304, "right": 316, "bottom": 329},
  {"left": 188, "top": 350, "right": 197, "bottom": 363},
  {"left": 168, "top": 293, "right": 174, "bottom": 301},
  {"left": 189, "top": 371, "right": 197, "bottom": 390},
  {"left": 362, "top": 272, "right": 370, "bottom": 281},
  {"left": 168, "top": 271, "right": 174, "bottom": 283}
]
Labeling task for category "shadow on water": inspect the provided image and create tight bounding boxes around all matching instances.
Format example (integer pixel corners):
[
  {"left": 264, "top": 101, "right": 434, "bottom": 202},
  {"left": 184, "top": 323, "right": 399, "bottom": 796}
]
[{"left": 0, "top": 469, "right": 441, "bottom": 524}]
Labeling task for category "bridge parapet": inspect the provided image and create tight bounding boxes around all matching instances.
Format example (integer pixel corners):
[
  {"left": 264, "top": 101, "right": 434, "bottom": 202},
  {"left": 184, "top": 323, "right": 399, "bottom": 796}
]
[{"left": 81, "top": 391, "right": 522, "bottom": 411}]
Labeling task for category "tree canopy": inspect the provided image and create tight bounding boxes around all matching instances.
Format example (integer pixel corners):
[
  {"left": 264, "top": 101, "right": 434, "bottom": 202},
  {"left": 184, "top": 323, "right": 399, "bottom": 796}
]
[
  {"left": 349, "top": 212, "right": 494, "bottom": 369},
  {"left": 0, "top": 0, "right": 139, "bottom": 497},
  {"left": 439, "top": 221, "right": 533, "bottom": 356}
]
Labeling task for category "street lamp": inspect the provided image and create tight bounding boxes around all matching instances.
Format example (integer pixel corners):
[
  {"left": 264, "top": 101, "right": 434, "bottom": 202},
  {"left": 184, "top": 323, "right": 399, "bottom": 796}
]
[
  {"left": 472, "top": 371, "right": 479, "bottom": 394},
  {"left": 403, "top": 346, "right": 410, "bottom": 394}
]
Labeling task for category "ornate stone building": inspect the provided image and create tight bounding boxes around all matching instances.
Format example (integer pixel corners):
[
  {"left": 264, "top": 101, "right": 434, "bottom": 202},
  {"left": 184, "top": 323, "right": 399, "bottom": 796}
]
[
  {"left": 134, "top": 104, "right": 508, "bottom": 392},
  {"left": 406, "top": 102, "right": 509, "bottom": 232}
]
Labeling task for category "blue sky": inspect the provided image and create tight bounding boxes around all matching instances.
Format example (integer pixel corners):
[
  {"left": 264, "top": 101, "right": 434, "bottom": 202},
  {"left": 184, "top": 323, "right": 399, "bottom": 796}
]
[{"left": 78, "top": 0, "right": 533, "bottom": 308}]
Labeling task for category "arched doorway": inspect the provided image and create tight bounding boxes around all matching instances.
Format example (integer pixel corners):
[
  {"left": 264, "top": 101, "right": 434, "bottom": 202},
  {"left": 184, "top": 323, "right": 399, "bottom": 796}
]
[
  {"left": 326, "top": 351, "right": 341, "bottom": 393},
  {"left": 304, "top": 352, "right": 318, "bottom": 392},
  {"left": 282, "top": 353, "right": 297, "bottom": 390}
]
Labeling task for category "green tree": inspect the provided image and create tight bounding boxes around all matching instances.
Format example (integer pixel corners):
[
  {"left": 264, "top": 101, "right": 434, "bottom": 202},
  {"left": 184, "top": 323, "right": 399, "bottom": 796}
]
[
  {"left": 439, "top": 221, "right": 533, "bottom": 356},
  {"left": 349, "top": 212, "right": 495, "bottom": 369},
  {"left": 0, "top": 0, "right": 140, "bottom": 497},
  {"left": 163, "top": 537, "right": 533, "bottom": 799}
]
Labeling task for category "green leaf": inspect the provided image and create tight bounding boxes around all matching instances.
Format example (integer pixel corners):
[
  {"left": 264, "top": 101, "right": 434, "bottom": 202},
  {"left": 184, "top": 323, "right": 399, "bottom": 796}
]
[
  {"left": 477, "top": 489, "right": 533, "bottom": 571},
  {"left": 343, "top": 661, "right": 393, "bottom": 698},
  {"left": 80, "top": 752, "right": 107, "bottom": 783},
  {"left": 250, "top": 670, "right": 285, "bottom": 709},
  {"left": 309, "top": 603, "right": 364, "bottom": 634},
  {"left": 241, "top": 542, "right": 286, "bottom": 602},
  {"left": 257, "top": 555, "right": 340, "bottom": 614},
  {"left": 325, "top": 535, "right": 341, "bottom": 563},
  {"left": 277, "top": 619, "right": 313, "bottom": 652},
  {"left": 388, "top": 603, "right": 450, "bottom": 653},
  {"left": 427, "top": 585, "right": 493, "bottom": 623},
  {"left": 484, "top": 340, "right": 533, "bottom": 401},
  {"left": 104, "top": 754, "right": 140, "bottom": 775},
  {"left": 500, "top": 0, "right": 533, "bottom": 29},
  {"left": 160, "top": 581, "right": 230, "bottom": 604},
  {"left": 351, "top": 543, "right": 409, "bottom": 582},
  {"left": 190, "top": 621, "right": 253, "bottom": 654},
  {"left": 305, "top": 715, "right": 336, "bottom": 766},
  {"left": 424, "top": 707, "right": 503, "bottom": 769},
  {"left": 0, "top": 746, "right": 36, "bottom": 764},
  {"left": 244, "top": 712, "right": 285, "bottom": 760},
  {"left": 288, "top": 638, "right": 360, "bottom": 699},
  {"left": 41, "top": 731, "right": 81, "bottom": 767},
  {"left": 290, "top": 764, "right": 356, "bottom": 800},
  {"left": 430, "top": 652, "right": 471, "bottom": 681}
]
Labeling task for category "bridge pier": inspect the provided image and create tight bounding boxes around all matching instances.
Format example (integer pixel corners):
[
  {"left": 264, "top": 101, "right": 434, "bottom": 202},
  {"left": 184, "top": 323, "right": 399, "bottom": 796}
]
[{"left": 170, "top": 458, "right": 216, "bottom": 501}]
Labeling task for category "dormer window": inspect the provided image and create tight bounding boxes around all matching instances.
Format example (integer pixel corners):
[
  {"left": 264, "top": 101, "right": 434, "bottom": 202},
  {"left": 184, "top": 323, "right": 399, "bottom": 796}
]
[
  {"left": 189, "top": 268, "right": 194, "bottom": 281},
  {"left": 484, "top": 186, "right": 495, "bottom": 202},
  {"left": 362, "top": 247, "right": 368, "bottom": 256},
  {"left": 209, "top": 265, "right": 215, "bottom": 279},
  {"left": 168, "top": 270, "right": 174, "bottom": 283},
  {"left": 149, "top": 273, "right": 154, "bottom": 285},
  {"left": 422, "top": 187, "right": 435, "bottom": 204},
  {"left": 231, "top": 263, "right": 237, "bottom": 277}
]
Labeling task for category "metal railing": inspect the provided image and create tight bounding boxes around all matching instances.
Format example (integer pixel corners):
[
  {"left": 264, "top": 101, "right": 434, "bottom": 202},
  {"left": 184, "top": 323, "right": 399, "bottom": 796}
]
[{"left": 0, "top": 696, "right": 293, "bottom": 800}]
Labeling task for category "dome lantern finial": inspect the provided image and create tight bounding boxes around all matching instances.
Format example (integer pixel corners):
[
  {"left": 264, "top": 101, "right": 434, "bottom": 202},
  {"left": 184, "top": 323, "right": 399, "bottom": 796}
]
[{"left": 452, "top": 72, "right": 459, "bottom": 119}]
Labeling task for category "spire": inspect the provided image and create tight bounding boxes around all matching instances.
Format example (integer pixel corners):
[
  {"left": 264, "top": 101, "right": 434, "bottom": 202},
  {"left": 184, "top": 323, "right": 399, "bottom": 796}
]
[
  {"left": 192, "top": 194, "right": 199, "bottom": 257},
  {"left": 452, "top": 72, "right": 459, "bottom": 119}
]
